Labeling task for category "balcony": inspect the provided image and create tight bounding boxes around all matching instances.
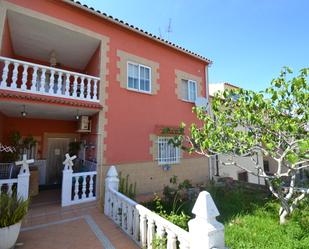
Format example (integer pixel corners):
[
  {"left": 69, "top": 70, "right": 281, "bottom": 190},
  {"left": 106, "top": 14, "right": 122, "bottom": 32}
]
[{"left": 0, "top": 56, "right": 100, "bottom": 103}]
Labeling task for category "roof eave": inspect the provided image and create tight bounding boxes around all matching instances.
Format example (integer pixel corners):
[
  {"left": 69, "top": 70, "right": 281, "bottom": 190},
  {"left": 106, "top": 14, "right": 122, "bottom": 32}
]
[{"left": 62, "top": 0, "right": 213, "bottom": 65}]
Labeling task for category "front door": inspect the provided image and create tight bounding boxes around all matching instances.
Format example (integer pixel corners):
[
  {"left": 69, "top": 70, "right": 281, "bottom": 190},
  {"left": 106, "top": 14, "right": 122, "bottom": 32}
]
[{"left": 46, "top": 138, "right": 70, "bottom": 186}]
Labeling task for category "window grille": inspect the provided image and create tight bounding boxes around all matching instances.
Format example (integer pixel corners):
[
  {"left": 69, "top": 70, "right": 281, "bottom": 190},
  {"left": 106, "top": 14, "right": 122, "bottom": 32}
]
[{"left": 157, "top": 137, "right": 180, "bottom": 165}]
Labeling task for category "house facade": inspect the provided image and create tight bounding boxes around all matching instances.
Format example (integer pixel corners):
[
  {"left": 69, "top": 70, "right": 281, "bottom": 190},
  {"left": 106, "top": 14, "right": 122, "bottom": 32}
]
[
  {"left": 209, "top": 83, "right": 266, "bottom": 185},
  {"left": 0, "top": 0, "right": 211, "bottom": 201}
]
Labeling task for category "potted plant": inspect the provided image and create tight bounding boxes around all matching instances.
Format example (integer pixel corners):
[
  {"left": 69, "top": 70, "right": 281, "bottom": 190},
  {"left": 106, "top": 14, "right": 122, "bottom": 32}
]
[{"left": 0, "top": 193, "right": 29, "bottom": 249}]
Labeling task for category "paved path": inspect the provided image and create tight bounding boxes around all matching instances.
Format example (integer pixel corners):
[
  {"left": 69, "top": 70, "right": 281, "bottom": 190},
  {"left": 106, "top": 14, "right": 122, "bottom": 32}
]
[{"left": 18, "top": 200, "right": 139, "bottom": 249}]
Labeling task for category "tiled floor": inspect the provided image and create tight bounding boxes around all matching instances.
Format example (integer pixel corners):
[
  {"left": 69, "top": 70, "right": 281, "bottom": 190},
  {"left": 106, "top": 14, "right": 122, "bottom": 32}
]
[{"left": 17, "top": 190, "right": 139, "bottom": 249}]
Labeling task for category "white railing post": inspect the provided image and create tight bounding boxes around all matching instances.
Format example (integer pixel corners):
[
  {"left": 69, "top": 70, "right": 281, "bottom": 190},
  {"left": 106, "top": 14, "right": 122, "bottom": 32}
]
[
  {"left": 104, "top": 166, "right": 119, "bottom": 216},
  {"left": 21, "top": 64, "right": 28, "bottom": 91},
  {"left": 61, "top": 153, "right": 76, "bottom": 207},
  {"left": 16, "top": 154, "right": 33, "bottom": 200},
  {"left": 188, "top": 191, "right": 225, "bottom": 249}
]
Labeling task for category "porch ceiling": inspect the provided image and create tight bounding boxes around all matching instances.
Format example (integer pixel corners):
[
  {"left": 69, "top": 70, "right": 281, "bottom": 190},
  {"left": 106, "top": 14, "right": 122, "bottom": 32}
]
[
  {"left": 7, "top": 10, "right": 100, "bottom": 70},
  {"left": 0, "top": 100, "right": 98, "bottom": 120}
]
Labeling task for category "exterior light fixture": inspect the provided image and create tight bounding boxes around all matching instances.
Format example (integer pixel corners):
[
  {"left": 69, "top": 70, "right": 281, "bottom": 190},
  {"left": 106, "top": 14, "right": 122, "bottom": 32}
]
[
  {"left": 76, "top": 110, "right": 80, "bottom": 120},
  {"left": 21, "top": 105, "right": 27, "bottom": 117}
]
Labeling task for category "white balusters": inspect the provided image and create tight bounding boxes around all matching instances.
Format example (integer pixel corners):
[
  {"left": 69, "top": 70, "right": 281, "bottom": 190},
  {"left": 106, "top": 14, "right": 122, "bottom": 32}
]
[
  {"left": 93, "top": 79, "right": 98, "bottom": 101},
  {"left": 127, "top": 205, "right": 133, "bottom": 235},
  {"left": 80, "top": 76, "right": 85, "bottom": 99},
  {"left": 81, "top": 176, "right": 86, "bottom": 199},
  {"left": 0, "top": 56, "right": 100, "bottom": 102},
  {"left": 167, "top": 230, "right": 177, "bottom": 249},
  {"left": 1, "top": 60, "right": 10, "bottom": 87},
  {"left": 39, "top": 68, "right": 46, "bottom": 93},
  {"left": 89, "top": 175, "right": 94, "bottom": 197},
  {"left": 74, "top": 176, "right": 79, "bottom": 201},
  {"left": 21, "top": 64, "right": 28, "bottom": 90},
  {"left": 133, "top": 209, "right": 140, "bottom": 241},
  {"left": 72, "top": 75, "right": 78, "bottom": 97},
  {"left": 31, "top": 66, "right": 38, "bottom": 91},
  {"left": 65, "top": 73, "right": 70, "bottom": 96},
  {"left": 147, "top": 218, "right": 155, "bottom": 249},
  {"left": 140, "top": 213, "right": 147, "bottom": 248},
  {"left": 56, "top": 72, "right": 62, "bottom": 95},
  {"left": 86, "top": 78, "right": 91, "bottom": 100},
  {"left": 49, "top": 69, "right": 55, "bottom": 94},
  {"left": 11, "top": 62, "right": 19, "bottom": 89}
]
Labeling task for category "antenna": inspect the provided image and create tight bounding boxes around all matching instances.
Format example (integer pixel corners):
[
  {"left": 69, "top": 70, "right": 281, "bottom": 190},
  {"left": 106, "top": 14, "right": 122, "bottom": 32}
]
[{"left": 166, "top": 18, "right": 173, "bottom": 41}]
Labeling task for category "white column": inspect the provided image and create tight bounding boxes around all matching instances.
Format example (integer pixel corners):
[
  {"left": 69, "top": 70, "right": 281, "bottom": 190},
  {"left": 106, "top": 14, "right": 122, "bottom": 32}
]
[
  {"left": 62, "top": 169, "right": 73, "bottom": 207},
  {"left": 61, "top": 153, "right": 77, "bottom": 207},
  {"left": 104, "top": 166, "right": 120, "bottom": 215},
  {"left": 16, "top": 154, "right": 33, "bottom": 200},
  {"left": 1, "top": 60, "right": 10, "bottom": 88},
  {"left": 188, "top": 191, "right": 225, "bottom": 249},
  {"left": 21, "top": 64, "right": 29, "bottom": 91}
]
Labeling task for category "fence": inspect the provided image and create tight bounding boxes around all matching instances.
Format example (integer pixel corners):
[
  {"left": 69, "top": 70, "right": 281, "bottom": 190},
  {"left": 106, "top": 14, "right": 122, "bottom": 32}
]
[
  {"left": 104, "top": 166, "right": 226, "bottom": 249},
  {"left": 0, "top": 154, "right": 31, "bottom": 200},
  {"left": 61, "top": 154, "right": 97, "bottom": 207}
]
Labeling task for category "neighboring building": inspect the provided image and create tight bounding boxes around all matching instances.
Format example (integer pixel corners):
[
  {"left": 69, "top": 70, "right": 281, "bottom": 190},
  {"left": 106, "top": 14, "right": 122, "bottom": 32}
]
[
  {"left": 0, "top": 0, "right": 212, "bottom": 202},
  {"left": 209, "top": 83, "right": 265, "bottom": 185}
]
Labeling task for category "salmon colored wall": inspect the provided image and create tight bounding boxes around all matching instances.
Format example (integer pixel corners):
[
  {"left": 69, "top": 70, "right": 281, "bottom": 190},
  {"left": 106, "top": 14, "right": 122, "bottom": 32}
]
[
  {"left": 84, "top": 45, "right": 100, "bottom": 77},
  {"left": 5, "top": 0, "right": 209, "bottom": 164},
  {"left": 0, "top": 17, "right": 14, "bottom": 57},
  {"left": 3, "top": 116, "right": 78, "bottom": 159}
]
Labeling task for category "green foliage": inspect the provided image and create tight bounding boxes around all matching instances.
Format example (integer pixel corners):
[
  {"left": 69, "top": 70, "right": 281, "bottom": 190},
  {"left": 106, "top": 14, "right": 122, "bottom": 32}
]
[
  {"left": 1, "top": 131, "right": 37, "bottom": 162},
  {"left": 118, "top": 172, "right": 137, "bottom": 200},
  {"left": 0, "top": 193, "right": 29, "bottom": 228},
  {"left": 151, "top": 236, "right": 167, "bottom": 249}
]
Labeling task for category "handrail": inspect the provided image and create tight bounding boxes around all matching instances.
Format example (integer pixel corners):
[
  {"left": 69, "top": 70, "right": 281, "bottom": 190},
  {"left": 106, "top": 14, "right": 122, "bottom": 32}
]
[
  {"left": 73, "top": 171, "right": 97, "bottom": 177},
  {"left": 0, "top": 178, "right": 18, "bottom": 184},
  {"left": 0, "top": 56, "right": 100, "bottom": 80}
]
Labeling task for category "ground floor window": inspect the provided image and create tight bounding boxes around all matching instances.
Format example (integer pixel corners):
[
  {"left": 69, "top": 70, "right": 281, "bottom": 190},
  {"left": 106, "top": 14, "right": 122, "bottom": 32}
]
[{"left": 157, "top": 137, "right": 180, "bottom": 165}]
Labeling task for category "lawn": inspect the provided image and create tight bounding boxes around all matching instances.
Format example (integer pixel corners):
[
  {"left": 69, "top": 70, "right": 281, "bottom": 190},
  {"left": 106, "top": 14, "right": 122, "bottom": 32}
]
[{"left": 145, "top": 184, "right": 309, "bottom": 249}]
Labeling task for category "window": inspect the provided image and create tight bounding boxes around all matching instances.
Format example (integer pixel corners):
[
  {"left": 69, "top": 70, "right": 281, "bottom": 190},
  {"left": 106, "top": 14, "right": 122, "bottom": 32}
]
[
  {"left": 263, "top": 160, "right": 270, "bottom": 173},
  {"left": 238, "top": 171, "right": 248, "bottom": 182},
  {"left": 127, "top": 62, "right": 151, "bottom": 93},
  {"left": 181, "top": 79, "right": 197, "bottom": 102},
  {"left": 157, "top": 137, "right": 180, "bottom": 165}
]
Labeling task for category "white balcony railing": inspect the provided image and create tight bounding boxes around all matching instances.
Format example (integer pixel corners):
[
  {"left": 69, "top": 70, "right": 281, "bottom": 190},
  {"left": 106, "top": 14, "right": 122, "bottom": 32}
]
[{"left": 0, "top": 56, "right": 100, "bottom": 102}]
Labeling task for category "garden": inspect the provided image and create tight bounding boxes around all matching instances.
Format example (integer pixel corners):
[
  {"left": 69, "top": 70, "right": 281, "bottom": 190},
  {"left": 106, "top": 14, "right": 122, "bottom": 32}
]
[{"left": 142, "top": 176, "right": 309, "bottom": 249}]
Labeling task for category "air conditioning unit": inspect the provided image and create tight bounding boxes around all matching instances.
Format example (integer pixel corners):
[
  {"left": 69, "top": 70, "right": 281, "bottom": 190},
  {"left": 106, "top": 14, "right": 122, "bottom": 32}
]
[{"left": 77, "top": 116, "right": 91, "bottom": 133}]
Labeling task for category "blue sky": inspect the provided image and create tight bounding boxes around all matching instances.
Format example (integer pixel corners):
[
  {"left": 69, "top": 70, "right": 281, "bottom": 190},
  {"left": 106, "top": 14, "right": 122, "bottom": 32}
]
[{"left": 80, "top": 0, "right": 309, "bottom": 91}]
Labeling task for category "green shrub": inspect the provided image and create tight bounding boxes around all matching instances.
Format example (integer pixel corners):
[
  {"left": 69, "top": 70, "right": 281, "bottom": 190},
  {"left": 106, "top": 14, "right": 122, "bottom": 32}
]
[
  {"left": 0, "top": 193, "right": 29, "bottom": 228},
  {"left": 118, "top": 172, "right": 137, "bottom": 200}
]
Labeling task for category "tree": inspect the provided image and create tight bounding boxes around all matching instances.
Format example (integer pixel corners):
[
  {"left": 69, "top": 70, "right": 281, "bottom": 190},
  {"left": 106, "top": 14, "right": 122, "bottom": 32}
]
[{"left": 173, "top": 68, "right": 309, "bottom": 224}]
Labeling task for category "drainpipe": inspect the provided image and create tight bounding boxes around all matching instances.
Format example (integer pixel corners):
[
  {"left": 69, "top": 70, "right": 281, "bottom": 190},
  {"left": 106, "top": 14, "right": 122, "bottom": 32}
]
[{"left": 205, "top": 64, "right": 213, "bottom": 180}]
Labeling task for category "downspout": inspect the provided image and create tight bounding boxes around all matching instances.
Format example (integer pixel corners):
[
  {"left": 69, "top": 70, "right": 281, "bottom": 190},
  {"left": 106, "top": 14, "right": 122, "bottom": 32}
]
[{"left": 205, "top": 64, "right": 213, "bottom": 180}]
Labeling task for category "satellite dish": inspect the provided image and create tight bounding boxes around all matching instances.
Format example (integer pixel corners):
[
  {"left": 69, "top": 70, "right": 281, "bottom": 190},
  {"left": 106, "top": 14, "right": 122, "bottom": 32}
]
[{"left": 195, "top": 97, "right": 209, "bottom": 109}]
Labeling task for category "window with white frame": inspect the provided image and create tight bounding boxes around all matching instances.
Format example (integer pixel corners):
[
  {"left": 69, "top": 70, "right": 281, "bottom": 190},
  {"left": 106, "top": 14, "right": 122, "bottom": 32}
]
[
  {"left": 181, "top": 79, "right": 197, "bottom": 102},
  {"left": 157, "top": 137, "right": 180, "bottom": 165},
  {"left": 127, "top": 62, "right": 151, "bottom": 93}
]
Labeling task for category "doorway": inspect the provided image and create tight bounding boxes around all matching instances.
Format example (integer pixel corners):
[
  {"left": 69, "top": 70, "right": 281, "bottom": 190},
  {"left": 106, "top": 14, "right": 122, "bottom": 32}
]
[{"left": 46, "top": 138, "right": 70, "bottom": 186}]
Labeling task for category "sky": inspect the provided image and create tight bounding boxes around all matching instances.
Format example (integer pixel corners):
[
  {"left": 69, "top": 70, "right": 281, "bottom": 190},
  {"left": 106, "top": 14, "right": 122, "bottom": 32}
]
[{"left": 80, "top": 0, "right": 309, "bottom": 91}]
